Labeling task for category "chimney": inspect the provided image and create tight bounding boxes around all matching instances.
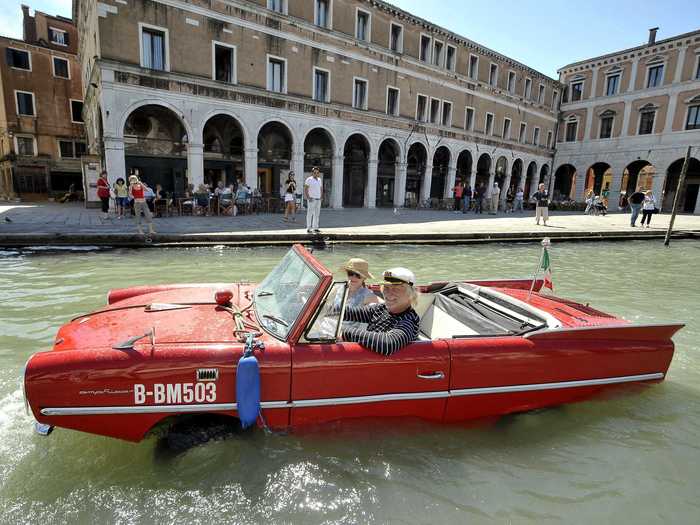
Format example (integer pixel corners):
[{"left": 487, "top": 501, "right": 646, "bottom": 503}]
[
  {"left": 21, "top": 5, "right": 36, "bottom": 44},
  {"left": 648, "top": 27, "right": 659, "bottom": 46}
]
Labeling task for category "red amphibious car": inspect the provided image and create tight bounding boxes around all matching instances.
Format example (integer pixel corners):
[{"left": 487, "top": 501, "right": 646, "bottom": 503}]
[{"left": 23, "top": 245, "right": 683, "bottom": 443}]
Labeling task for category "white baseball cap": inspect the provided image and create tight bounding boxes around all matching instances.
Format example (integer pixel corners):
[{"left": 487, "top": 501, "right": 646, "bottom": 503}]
[{"left": 382, "top": 267, "right": 415, "bottom": 286}]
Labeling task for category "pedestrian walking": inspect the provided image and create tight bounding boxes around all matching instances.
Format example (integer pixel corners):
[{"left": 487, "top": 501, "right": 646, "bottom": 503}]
[
  {"left": 304, "top": 166, "right": 323, "bottom": 233},
  {"left": 452, "top": 179, "right": 464, "bottom": 212},
  {"left": 489, "top": 182, "right": 500, "bottom": 214},
  {"left": 474, "top": 183, "right": 484, "bottom": 214},
  {"left": 128, "top": 174, "right": 156, "bottom": 236},
  {"left": 640, "top": 190, "right": 657, "bottom": 228},
  {"left": 462, "top": 184, "right": 472, "bottom": 213},
  {"left": 283, "top": 171, "right": 297, "bottom": 222},
  {"left": 514, "top": 187, "right": 524, "bottom": 212},
  {"left": 96, "top": 171, "right": 111, "bottom": 219},
  {"left": 584, "top": 189, "right": 595, "bottom": 215},
  {"left": 628, "top": 189, "right": 645, "bottom": 227},
  {"left": 506, "top": 187, "right": 515, "bottom": 213},
  {"left": 532, "top": 182, "right": 550, "bottom": 226}
]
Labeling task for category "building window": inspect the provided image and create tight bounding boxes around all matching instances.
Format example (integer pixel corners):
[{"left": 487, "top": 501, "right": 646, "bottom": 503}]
[
  {"left": 6, "top": 48, "right": 31, "bottom": 70},
  {"left": 639, "top": 108, "right": 655, "bottom": 135},
  {"left": 315, "top": 0, "right": 330, "bottom": 28},
  {"left": 267, "top": 0, "right": 285, "bottom": 13},
  {"left": 533, "top": 127, "right": 540, "bottom": 146},
  {"left": 390, "top": 23, "right": 403, "bottom": 52},
  {"left": 599, "top": 113, "right": 614, "bottom": 138},
  {"left": 433, "top": 41, "right": 444, "bottom": 67},
  {"left": 538, "top": 84, "right": 545, "bottom": 104},
  {"left": 49, "top": 27, "right": 68, "bottom": 46},
  {"left": 16, "top": 136, "right": 35, "bottom": 156},
  {"left": 570, "top": 81, "right": 583, "bottom": 102},
  {"left": 76, "top": 141, "right": 87, "bottom": 157},
  {"left": 353, "top": 78, "right": 368, "bottom": 109},
  {"left": 15, "top": 91, "right": 35, "bottom": 116},
  {"left": 446, "top": 45, "right": 456, "bottom": 71},
  {"left": 565, "top": 121, "right": 577, "bottom": 142},
  {"left": 465, "top": 107, "right": 474, "bottom": 130},
  {"left": 546, "top": 130, "right": 553, "bottom": 148},
  {"left": 416, "top": 95, "right": 427, "bottom": 121},
  {"left": 552, "top": 90, "right": 559, "bottom": 109},
  {"left": 606, "top": 74, "right": 620, "bottom": 96},
  {"left": 70, "top": 100, "right": 84, "bottom": 123},
  {"left": 489, "top": 63, "right": 498, "bottom": 87},
  {"left": 420, "top": 35, "right": 431, "bottom": 62},
  {"left": 267, "top": 56, "right": 286, "bottom": 93},
  {"left": 386, "top": 86, "right": 399, "bottom": 116},
  {"left": 356, "top": 9, "right": 370, "bottom": 42},
  {"left": 441, "top": 101, "right": 452, "bottom": 126},
  {"left": 524, "top": 78, "right": 532, "bottom": 99},
  {"left": 519, "top": 122, "right": 527, "bottom": 142},
  {"left": 59, "top": 139, "right": 75, "bottom": 158},
  {"left": 52, "top": 56, "right": 69, "bottom": 78},
  {"left": 140, "top": 25, "right": 167, "bottom": 71},
  {"left": 686, "top": 105, "right": 700, "bottom": 130},
  {"left": 503, "top": 118, "right": 511, "bottom": 140},
  {"left": 314, "top": 68, "right": 330, "bottom": 102},
  {"left": 484, "top": 113, "right": 494, "bottom": 135},
  {"left": 430, "top": 98, "right": 441, "bottom": 124},
  {"left": 468, "top": 55, "right": 478, "bottom": 80},
  {"left": 213, "top": 42, "right": 236, "bottom": 83},
  {"left": 507, "top": 71, "right": 515, "bottom": 93},
  {"left": 647, "top": 64, "right": 664, "bottom": 88},
  {"left": 696, "top": 57, "right": 700, "bottom": 80}
]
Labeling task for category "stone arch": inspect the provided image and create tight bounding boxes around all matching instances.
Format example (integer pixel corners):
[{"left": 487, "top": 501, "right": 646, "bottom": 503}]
[
  {"left": 510, "top": 158, "right": 524, "bottom": 192},
  {"left": 475, "top": 153, "right": 491, "bottom": 190},
  {"left": 304, "top": 127, "right": 335, "bottom": 207},
  {"left": 343, "top": 133, "right": 371, "bottom": 207},
  {"left": 202, "top": 113, "right": 246, "bottom": 189},
  {"left": 663, "top": 157, "right": 700, "bottom": 213},
  {"left": 524, "top": 161, "right": 538, "bottom": 200},
  {"left": 553, "top": 164, "right": 576, "bottom": 202},
  {"left": 431, "top": 146, "right": 451, "bottom": 200},
  {"left": 405, "top": 142, "right": 428, "bottom": 207},
  {"left": 621, "top": 160, "right": 656, "bottom": 196},
  {"left": 456, "top": 150, "right": 473, "bottom": 187},
  {"left": 257, "top": 121, "right": 294, "bottom": 195},
  {"left": 198, "top": 108, "right": 248, "bottom": 146},
  {"left": 585, "top": 162, "right": 613, "bottom": 198},
  {"left": 122, "top": 103, "right": 190, "bottom": 194},
  {"left": 495, "top": 156, "right": 508, "bottom": 191},
  {"left": 118, "top": 99, "right": 194, "bottom": 141},
  {"left": 377, "top": 138, "right": 401, "bottom": 207}
]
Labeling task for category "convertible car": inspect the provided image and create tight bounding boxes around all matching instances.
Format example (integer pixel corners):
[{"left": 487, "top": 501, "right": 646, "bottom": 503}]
[{"left": 23, "top": 244, "right": 683, "bottom": 443}]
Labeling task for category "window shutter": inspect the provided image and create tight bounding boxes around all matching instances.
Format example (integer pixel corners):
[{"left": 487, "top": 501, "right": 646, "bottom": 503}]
[
  {"left": 6, "top": 48, "right": 13, "bottom": 66},
  {"left": 64, "top": 32, "right": 70, "bottom": 46}
]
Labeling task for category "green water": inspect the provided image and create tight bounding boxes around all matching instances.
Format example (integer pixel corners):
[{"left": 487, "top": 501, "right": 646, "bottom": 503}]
[{"left": 1, "top": 242, "right": 699, "bottom": 524}]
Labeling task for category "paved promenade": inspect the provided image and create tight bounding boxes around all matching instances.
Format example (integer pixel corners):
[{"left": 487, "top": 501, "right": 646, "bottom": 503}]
[{"left": 1, "top": 202, "right": 699, "bottom": 247}]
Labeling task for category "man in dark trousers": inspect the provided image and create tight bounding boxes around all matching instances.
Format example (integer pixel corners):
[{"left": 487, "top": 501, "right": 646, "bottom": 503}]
[
  {"left": 628, "top": 189, "right": 645, "bottom": 227},
  {"left": 474, "top": 183, "right": 485, "bottom": 214}
]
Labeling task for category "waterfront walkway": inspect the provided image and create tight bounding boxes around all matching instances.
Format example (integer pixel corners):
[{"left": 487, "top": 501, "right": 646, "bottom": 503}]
[{"left": 1, "top": 202, "right": 699, "bottom": 247}]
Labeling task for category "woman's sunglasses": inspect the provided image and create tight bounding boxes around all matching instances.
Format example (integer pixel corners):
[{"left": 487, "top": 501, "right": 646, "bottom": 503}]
[{"left": 346, "top": 271, "right": 361, "bottom": 279}]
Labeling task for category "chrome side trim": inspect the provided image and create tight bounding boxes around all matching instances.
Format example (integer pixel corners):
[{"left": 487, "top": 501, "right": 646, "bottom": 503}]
[
  {"left": 450, "top": 373, "right": 664, "bottom": 397},
  {"left": 40, "top": 373, "right": 664, "bottom": 416}
]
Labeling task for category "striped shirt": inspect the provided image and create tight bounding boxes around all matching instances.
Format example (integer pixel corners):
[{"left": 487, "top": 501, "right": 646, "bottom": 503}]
[{"left": 342, "top": 303, "right": 419, "bottom": 356}]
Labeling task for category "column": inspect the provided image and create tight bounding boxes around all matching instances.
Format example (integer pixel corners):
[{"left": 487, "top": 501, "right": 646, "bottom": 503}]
[
  {"left": 445, "top": 165, "right": 457, "bottom": 199},
  {"left": 244, "top": 147, "right": 258, "bottom": 190},
  {"left": 627, "top": 57, "right": 640, "bottom": 93},
  {"left": 500, "top": 172, "right": 513, "bottom": 209},
  {"left": 664, "top": 93, "right": 678, "bottom": 133},
  {"left": 366, "top": 158, "right": 378, "bottom": 208},
  {"left": 103, "top": 137, "right": 126, "bottom": 182},
  {"left": 291, "top": 147, "right": 305, "bottom": 186},
  {"left": 674, "top": 47, "right": 687, "bottom": 83},
  {"left": 331, "top": 154, "right": 344, "bottom": 209},
  {"left": 469, "top": 170, "right": 477, "bottom": 191},
  {"left": 608, "top": 165, "right": 624, "bottom": 209},
  {"left": 584, "top": 69, "right": 598, "bottom": 139},
  {"left": 421, "top": 163, "right": 433, "bottom": 204},
  {"left": 486, "top": 170, "right": 495, "bottom": 212},
  {"left": 589, "top": 67, "right": 599, "bottom": 99},
  {"left": 548, "top": 173, "right": 557, "bottom": 199},
  {"left": 652, "top": 170, "right": 666, "bottom": 212},
  {"left": 574, "top": 166, "right": 587, "bottom": 201},
  {"left": 187, "top": 143, "right": 204, "bottom": 189},
  {"left": 394, "top": 161, "right": 407, "bottom": 208}
]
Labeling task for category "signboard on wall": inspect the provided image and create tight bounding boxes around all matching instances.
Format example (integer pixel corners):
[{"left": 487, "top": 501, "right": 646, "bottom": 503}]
[{"left": 81, "top": 156, "right": 101, "bottom": 208}]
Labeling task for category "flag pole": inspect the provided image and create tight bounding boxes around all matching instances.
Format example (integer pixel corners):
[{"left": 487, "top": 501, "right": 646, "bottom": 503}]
[{"left": 527, "top": 237, "right": 550, "bottom": 301}]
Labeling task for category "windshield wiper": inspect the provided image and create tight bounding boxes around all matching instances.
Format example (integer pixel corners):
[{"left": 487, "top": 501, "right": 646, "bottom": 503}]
[
  {"left": 256, "top": 290, "right": 274, "bottom": 297},
  {"left": 262, "top": 314, "right": 289, "bottom": 327},
  {"left": 513, "top": 322, "right": 547, "bottom": 336}
]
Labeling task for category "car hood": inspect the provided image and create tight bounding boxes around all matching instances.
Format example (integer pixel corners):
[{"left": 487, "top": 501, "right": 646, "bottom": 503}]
[{"left": 53, "top": 284, "right": 261, "bottom": 350}]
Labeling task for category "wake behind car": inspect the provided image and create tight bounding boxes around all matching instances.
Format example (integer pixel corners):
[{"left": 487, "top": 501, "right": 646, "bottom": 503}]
[{"left": 23, "top": 244, "right": 683, "bottom": 444}]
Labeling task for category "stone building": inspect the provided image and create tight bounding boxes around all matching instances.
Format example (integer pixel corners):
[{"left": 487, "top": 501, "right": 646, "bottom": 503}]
[
  {"left": 72, "top": 0, "right": 557, "bottom": 209},
  {"left": 0, "top": 5, "right": 85, "bottom": 200},
  {"left": 554, "top": 28, "right": 700, "bottom": 213}
]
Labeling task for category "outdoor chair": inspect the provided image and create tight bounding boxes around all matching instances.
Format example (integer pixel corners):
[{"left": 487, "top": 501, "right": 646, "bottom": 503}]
[
  {"left": 154, "top": 199, "right": 169, "bottom": 217},
  {"left": 193, "top": 193, "right": 210, "bottom": 216}
]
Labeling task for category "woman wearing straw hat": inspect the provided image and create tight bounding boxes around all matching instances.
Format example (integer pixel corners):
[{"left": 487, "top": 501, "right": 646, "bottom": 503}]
[{"left": 336, "top": 258, "right": 379, "bottom": 310}]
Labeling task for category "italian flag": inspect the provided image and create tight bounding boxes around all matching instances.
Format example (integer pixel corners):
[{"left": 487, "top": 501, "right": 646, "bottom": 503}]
[{"left": 541, "top": 246, "right": 554, "bottom": 291}]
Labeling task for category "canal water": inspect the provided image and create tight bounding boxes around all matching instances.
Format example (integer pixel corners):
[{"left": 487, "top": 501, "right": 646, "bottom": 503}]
[{"left": 1, "top": 242, "right": 698, "bottom": 524}]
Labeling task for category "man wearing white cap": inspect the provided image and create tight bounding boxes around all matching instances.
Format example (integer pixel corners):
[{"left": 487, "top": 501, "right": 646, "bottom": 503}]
[{"left": 340, "top": 267, "right": 420, "bottom": 355}]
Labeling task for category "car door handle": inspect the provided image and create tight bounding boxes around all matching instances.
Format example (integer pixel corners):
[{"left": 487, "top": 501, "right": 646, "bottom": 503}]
[{"left": 417, "top": 371, "right": 445, "bottom": 380}]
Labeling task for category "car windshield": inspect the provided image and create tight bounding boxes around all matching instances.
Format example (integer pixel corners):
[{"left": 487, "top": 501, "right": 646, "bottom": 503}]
[{"left": 254, "top": 249, "right": 323, "bottom": 340}]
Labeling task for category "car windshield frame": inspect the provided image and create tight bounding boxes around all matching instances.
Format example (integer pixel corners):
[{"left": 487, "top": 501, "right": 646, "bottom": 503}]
[{"left": 254, "top": 246, "right": 331, "bottom": 341}]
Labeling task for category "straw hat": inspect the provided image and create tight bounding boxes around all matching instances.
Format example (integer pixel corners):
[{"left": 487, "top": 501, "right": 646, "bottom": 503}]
[
  {"left": 340, "top": 258, "right": 374, "bottom": 280},
  {"left": 128, "top": 175, "right": 139, "bottom": 184}
]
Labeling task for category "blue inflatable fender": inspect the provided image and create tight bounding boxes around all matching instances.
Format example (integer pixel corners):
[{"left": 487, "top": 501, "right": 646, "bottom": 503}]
[{"left": 236, "top": 353, "right": 260, "bottom": 429}]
